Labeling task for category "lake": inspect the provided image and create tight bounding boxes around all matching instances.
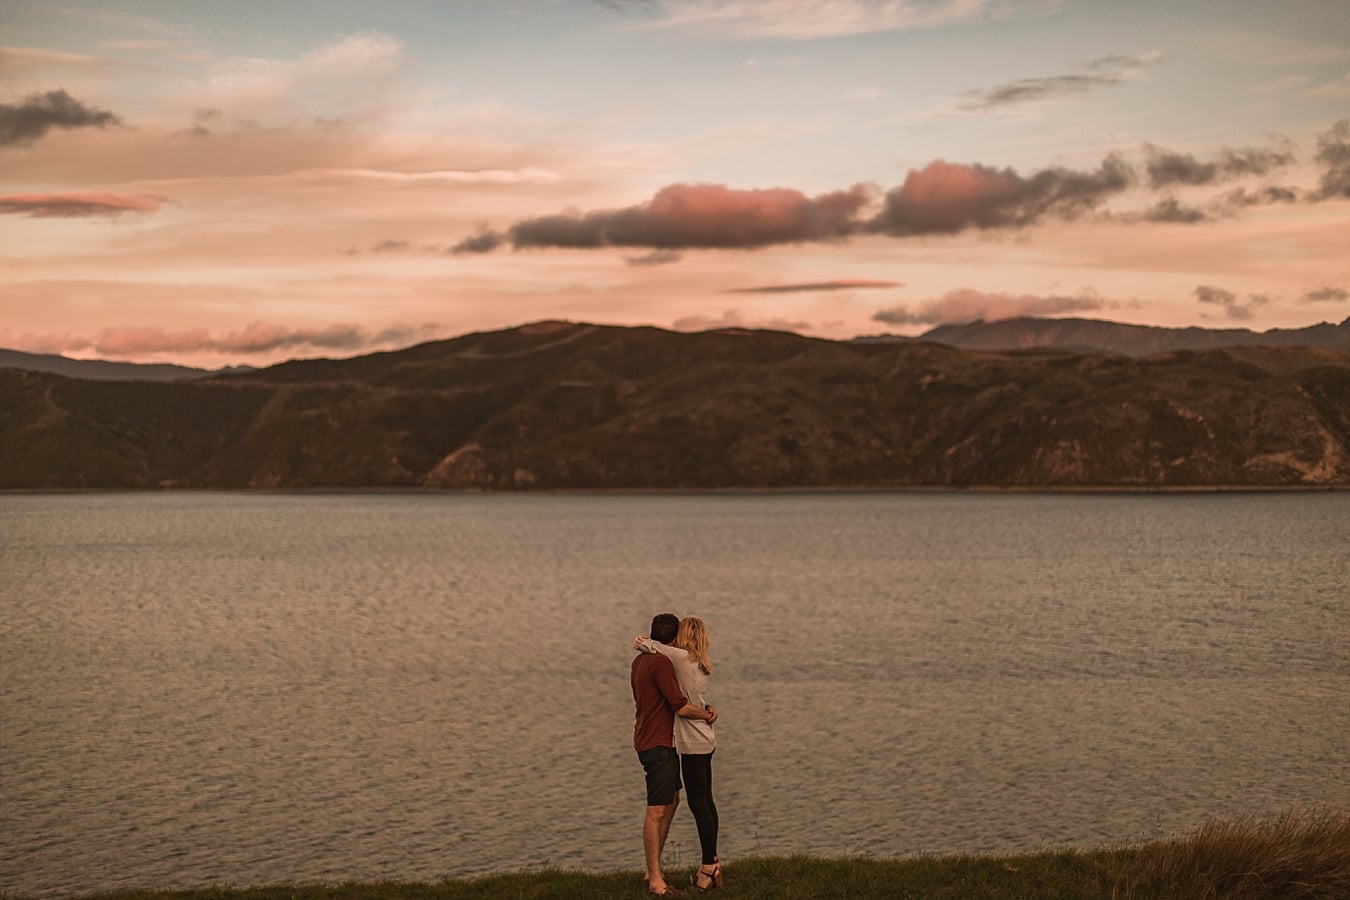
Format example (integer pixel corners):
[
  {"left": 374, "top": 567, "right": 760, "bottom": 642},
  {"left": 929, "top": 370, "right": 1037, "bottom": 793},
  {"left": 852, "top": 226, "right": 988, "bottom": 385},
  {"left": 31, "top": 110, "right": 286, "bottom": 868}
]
[{"left": 1, "top": 491, "right": 1347, "bottom": 897}]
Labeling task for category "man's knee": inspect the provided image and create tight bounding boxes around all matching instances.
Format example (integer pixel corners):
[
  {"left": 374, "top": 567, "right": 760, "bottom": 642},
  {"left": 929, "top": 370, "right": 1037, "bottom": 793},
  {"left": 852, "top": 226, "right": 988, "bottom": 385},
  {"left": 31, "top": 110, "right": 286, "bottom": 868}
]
[{"left": 646, "top": 797, "right": 679, "bottom": 821}]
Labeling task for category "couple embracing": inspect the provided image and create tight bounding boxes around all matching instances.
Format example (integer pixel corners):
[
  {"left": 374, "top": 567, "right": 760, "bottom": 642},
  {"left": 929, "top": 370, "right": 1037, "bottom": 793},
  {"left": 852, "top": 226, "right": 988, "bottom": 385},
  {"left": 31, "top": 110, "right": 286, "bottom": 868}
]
[{"left": 630, "top": 613, "right": 723, "bottom": 895}]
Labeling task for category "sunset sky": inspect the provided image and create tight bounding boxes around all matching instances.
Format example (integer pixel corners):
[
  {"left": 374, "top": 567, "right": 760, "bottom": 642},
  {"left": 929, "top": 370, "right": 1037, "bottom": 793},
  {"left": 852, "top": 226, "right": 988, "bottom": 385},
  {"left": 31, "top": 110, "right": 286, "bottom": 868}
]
[{"left": 2, "top": 0, "right": 1348, "bottom": 367}]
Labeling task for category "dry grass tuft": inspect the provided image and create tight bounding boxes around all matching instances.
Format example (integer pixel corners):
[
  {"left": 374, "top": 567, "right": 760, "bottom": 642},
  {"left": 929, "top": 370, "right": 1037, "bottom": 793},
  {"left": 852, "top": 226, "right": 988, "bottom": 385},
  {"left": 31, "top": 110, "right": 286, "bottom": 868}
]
[{"left": 1119, "top": 807, "right": 1350, "bottom": 899}]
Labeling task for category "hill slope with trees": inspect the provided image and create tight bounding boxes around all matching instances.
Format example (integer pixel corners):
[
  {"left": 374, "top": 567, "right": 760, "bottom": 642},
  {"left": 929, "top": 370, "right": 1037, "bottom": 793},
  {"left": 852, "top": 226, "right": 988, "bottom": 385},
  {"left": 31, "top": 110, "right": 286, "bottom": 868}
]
[{"left": 3, "top": 321, "right": 1347, "bottom": 489}]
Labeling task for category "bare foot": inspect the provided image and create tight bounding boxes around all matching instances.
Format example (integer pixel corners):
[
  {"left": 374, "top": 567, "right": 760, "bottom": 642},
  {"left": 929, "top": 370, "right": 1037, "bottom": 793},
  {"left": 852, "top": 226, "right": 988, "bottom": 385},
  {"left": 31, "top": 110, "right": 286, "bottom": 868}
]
[{"left": 648, "top": 876, "right": 684, "bottom": 895}]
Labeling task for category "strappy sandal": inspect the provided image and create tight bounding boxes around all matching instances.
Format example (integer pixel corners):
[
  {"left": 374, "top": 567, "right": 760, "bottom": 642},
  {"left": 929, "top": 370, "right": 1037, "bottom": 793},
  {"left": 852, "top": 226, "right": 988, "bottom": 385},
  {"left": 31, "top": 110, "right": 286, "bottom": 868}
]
[{"left": 694, "top": 860, "right": 722, "bottom": 892}]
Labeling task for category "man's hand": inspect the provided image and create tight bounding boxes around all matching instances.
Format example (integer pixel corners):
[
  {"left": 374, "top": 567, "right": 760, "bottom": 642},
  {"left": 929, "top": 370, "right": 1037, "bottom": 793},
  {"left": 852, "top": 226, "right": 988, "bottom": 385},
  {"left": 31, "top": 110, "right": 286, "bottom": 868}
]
[{"left": 704, "top": 705, "right": 718, "bottom": 725}]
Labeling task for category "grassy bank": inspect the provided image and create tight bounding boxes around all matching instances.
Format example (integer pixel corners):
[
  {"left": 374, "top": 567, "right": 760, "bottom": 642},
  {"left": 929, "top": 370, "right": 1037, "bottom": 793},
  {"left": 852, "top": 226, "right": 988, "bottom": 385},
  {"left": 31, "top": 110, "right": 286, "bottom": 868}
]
[{"left": 52, "top": 808, "right": 1350, "bottom": 900}]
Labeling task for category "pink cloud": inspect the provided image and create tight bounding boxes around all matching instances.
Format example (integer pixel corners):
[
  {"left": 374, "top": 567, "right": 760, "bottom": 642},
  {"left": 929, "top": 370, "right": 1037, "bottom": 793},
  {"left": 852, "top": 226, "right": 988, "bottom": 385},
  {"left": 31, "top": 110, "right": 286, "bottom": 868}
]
[
  {"left": 458, "top": 156, "right": 1136, "bottom": 253},
  {"left": 95, "top": 326, "right": 215, "bottom": 355},
  {"left": 458, "top": 182, "right": 874, "bottom": 252},
  {"left": 1, "top": 321, "right": 441, "bottom": 358},
  {"left": 0, "top": 329, "right": 93, "bottom": 355},
  {"left": 0, "top": 192, "right": 160, "bottom": 217},
  {"left": 671, "top": 309, "right": 813, "bottom": 333},
  {"left": 625, "top": 249, "right": 684, "bottom": 266},
  {"left": 870, "top": 158, "right": 1132, "bottom": 235},
  {"left": 874, "top": 288, "right": 1115, "bottom": 326}
]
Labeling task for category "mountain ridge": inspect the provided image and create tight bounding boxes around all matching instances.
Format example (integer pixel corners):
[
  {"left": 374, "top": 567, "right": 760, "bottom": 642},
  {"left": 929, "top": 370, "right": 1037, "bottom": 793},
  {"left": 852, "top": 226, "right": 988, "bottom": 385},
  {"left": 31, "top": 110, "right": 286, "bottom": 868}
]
[
  {"left": 857, "top": 315, "right": 1350, "bottom": 355},
  {"left": 4, "top": 315, "right": 1350, "bottom": 378},
  {"left": 2, "top": 320, "right": 1347, "bottom": 490}
]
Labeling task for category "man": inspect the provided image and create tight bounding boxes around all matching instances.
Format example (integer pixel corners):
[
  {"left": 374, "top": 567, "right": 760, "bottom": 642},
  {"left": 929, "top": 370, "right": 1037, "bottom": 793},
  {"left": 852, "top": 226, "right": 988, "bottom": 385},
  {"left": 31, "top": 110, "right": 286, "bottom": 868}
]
[{"left": 632, "top": 612, "right": 718, "bottom": 896}]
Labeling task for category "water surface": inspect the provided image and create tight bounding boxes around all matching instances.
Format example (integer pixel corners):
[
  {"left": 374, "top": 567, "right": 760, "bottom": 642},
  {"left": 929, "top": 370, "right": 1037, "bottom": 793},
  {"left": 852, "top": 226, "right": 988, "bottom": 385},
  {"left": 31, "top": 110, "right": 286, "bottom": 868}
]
[{"left": 2, "top": 492, "right": 1346, "bottom": 897}]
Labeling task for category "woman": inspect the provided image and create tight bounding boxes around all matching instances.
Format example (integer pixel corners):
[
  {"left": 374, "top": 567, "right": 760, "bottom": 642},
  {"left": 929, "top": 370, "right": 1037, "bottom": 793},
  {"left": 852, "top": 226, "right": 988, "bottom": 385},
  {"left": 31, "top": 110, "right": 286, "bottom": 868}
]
[{"left": 635, "top": 616, "right": 723, "bottom": 892}]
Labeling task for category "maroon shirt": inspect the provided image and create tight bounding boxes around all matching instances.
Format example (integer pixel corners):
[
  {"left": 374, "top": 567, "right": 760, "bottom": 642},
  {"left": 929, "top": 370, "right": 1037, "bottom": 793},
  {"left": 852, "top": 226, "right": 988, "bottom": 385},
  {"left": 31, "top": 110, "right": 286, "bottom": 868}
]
[{"left": 631, "top": 651, "right": 688, "bottom": 752}]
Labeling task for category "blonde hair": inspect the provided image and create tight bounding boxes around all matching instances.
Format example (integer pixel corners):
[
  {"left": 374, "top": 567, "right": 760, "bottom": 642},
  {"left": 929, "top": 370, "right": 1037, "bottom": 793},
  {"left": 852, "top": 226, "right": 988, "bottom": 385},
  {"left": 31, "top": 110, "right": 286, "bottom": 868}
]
[{"left": 676, "top": 616, "right": 712, "bottom": 675}]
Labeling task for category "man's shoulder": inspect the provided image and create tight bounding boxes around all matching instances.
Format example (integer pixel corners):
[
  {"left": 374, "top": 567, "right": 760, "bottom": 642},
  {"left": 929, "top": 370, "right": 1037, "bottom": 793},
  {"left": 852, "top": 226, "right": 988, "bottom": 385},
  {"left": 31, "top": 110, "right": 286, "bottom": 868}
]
[{"left": 632, "top": 650, "right": 675, "bottom": 674}]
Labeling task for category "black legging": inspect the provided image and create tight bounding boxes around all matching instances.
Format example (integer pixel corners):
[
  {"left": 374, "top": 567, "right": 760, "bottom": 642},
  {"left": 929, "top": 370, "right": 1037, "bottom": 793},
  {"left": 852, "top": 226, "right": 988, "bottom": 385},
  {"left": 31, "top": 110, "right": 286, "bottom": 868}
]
[{"left": 681, "top": 750, "right": 718, "bottom": 865}]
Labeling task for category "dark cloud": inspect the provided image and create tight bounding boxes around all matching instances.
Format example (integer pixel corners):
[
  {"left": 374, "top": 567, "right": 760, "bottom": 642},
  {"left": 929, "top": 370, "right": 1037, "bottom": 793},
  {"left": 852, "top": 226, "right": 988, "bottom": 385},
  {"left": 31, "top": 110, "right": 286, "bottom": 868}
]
[
  {"left": 1194, "top": 284, "right": 1269, "bottom": 321},
  {"left": 1300, "top": 286, "right": 1349, "bottom": 304},
  {"left": 353, "top": 237, "right": 488, "bottom": 256},
  {"left": 0, "top": 192, "right": 159, "bottom": 217},
  {"left": 960, "top": 73, "right": 1119, "bottom": 112},
  {"left": 1145, "top": 152, "right": 1213, "bottom": 188},
  {"left": 0, "top": 89, "right": 121, "bottom": 147},
  {"left": 185, "top": 108, "right": 223, "bottom": 138},
  {"left": 1316, "top": 119, "right": 1350, "bottom": 198},
  {"left": 727, "top": 279, "right": 901, "bottom": 294},
  {"left": 869, "top": 157, "right": 1132, "bottom": 236},
  {"left": 1142, "top": 197, "right": 1208, "bottom": 223},
  {"left": 1086, "top": 53, "right": 1151, "bottom": 70},
  {"left": 1145, "top": 144, "right": 1294, "bottom": 188},
  {"left": 958, "top": 54, "right": 1158, "bottom": 112},
  {"left": 1195, "top": 284, "right": 1236, "bottom": 306},
  {"left": 1221, "top": 146, "right": 1296, "bottom": 177},
  {"left": 873, "top": 288, "right": 1112, "bottom": 326},
  {"left": 1220, "top": 185, "right": 1301, "bottom": 208},
  {"left": 452, "top": 228, "right": 508, "bottom": 254}
]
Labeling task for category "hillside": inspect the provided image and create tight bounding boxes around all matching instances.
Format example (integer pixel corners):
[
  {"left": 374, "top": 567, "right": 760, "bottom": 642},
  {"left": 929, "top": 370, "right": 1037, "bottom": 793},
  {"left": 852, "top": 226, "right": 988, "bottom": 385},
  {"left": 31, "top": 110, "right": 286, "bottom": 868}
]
[
  {"left": 859, "top": 316, "right": 1350, "bottom": 356},
  {"left": 2, "top": 320, "right": 1348, "bottom": 489}
]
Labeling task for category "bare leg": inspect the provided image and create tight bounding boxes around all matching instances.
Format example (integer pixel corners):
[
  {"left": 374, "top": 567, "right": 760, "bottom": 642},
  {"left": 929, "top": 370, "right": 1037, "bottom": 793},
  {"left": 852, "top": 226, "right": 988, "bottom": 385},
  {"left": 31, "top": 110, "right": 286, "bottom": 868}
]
[
  {"left": 660, "top": 791, "right": 679, "bottom": 854},
  {"left": 643, "top": 793, "right": 680, "bottom": 892}
]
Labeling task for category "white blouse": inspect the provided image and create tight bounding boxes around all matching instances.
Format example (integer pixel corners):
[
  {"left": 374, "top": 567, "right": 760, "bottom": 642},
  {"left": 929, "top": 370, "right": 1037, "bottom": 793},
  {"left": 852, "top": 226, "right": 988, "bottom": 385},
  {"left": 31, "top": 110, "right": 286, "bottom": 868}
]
[{"left": 637, "top": 639, "right": 716, "bottom": 755}]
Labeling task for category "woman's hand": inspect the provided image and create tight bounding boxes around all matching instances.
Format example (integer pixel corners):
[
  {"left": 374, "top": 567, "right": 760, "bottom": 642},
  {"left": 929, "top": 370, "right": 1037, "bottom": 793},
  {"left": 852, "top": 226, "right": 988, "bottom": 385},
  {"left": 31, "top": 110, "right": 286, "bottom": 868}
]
[{"left": 633, "top": 635, "right": 650, "bottom": 651}]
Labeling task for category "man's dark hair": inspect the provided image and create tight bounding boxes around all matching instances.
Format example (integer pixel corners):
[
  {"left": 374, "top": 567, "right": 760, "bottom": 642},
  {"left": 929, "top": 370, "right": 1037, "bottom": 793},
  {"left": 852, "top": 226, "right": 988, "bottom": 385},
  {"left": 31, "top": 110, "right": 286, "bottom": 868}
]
[{"left": 651, "top": 613, "right": 680, "bottom": 645}]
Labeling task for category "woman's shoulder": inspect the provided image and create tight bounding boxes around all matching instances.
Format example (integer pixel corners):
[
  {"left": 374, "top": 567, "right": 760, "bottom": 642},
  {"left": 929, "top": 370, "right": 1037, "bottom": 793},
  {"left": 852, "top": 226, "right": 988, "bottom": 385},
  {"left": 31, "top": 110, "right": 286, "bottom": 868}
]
[{"left": 653, "top": 642, "right": 690, "bottom": 660}]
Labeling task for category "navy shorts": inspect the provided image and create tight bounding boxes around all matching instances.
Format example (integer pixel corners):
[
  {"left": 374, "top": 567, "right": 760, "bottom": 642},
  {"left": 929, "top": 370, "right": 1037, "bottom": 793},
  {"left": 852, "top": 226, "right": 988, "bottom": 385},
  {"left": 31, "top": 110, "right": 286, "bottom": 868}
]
[{"left": 638, "top": 745, "right": 682, "bottom": 806}]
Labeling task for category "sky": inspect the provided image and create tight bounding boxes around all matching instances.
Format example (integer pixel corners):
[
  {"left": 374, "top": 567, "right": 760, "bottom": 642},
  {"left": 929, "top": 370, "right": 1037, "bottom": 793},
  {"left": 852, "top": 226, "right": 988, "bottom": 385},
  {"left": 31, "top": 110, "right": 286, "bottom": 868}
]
[{"left": 2, "top": 0, "right": 1349, "bottom": 367}]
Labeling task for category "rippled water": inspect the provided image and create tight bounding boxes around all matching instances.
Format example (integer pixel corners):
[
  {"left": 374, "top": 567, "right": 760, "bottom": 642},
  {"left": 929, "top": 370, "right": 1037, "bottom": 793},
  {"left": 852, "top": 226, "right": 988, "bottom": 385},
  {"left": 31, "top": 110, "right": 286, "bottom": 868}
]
[{"left": 2, "top": 492, "right": 1347, "bottom": 897}]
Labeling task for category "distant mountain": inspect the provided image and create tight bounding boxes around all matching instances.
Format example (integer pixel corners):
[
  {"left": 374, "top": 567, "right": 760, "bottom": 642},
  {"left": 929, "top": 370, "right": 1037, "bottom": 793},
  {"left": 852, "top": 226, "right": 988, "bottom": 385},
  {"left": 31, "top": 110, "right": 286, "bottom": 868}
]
[
  {"left": 857, "top": 316, "right": 1350, "bottom": 356},
  {"left": 2, "top": 320, "right": 1347, "bottom": 490},
  {"left": 0, "top": 348, "right": 254, "bottom": 382}
]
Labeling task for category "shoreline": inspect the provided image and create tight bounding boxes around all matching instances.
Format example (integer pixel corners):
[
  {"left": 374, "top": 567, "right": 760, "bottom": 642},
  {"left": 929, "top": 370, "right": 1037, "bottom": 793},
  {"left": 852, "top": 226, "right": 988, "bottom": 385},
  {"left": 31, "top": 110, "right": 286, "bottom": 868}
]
[
  {"left": 3, "top": 483, "right": 1346, "bottom": 496},
  {"left": 24, "top": 806, "right": 1350, "bottom": 900}
]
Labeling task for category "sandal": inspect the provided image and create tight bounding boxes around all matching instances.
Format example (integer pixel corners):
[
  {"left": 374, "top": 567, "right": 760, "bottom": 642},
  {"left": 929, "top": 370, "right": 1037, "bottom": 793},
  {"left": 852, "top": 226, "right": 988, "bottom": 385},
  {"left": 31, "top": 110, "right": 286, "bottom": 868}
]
[{"left": 695, "top": 860, "right": 722, "bottom": 892}]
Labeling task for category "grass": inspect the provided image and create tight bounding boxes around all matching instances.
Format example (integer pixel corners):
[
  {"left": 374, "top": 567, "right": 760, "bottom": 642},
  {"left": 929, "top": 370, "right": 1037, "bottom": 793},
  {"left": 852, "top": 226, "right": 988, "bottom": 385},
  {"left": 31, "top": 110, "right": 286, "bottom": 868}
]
[
  {"left": 37, "top": 807, "right": 1350, "bottom": 900},
  {"left": 1106, "top": 807, "right": 1350, "bottom": 899}
]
